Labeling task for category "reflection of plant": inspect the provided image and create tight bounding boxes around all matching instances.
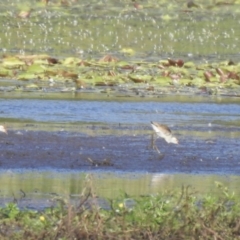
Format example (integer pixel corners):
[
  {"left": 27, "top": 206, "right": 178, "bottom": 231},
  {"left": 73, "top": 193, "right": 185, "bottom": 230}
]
[{"left": 0, "top": 180, "right": 240, "bottom": 239}]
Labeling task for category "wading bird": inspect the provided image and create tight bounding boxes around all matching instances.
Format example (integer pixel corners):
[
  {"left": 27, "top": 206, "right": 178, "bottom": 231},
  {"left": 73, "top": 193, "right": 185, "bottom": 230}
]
[{"left": 150, "top": 121, "right": 178, "bottom": 154}]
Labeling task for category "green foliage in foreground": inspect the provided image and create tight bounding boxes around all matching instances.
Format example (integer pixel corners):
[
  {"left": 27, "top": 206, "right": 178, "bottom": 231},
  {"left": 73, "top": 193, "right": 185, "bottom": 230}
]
[{"left": 0, "top": 180, "right": 239, "bottom": 240}]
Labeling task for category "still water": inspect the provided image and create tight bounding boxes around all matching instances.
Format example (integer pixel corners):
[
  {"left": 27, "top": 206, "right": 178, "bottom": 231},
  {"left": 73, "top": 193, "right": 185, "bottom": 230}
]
[
  {"left": 0, "top": 170, "right": 240, "bottom": 210},
  {"left": 0, "top": 95, "right": 240, "bottom": 206},
  {"left": 1, "top": 96, "right": 240, "bottom": 127},
  {"left": 1, "top": 170, "right": 239, "bottom": 198},
  {"left": 1, "top": 0, "right": 240, "bottom": 207}
]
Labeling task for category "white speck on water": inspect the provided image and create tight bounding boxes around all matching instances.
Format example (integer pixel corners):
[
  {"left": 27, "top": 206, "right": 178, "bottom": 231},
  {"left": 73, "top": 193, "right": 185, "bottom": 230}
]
[{"left": 16, "top": 131, "right": 23, "bottom": 135}]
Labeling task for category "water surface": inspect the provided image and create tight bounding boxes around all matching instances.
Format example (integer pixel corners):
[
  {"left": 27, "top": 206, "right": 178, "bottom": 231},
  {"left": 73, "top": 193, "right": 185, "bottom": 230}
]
[
  {"left": 0, "top": 170, "right": 239, "bottom": 210},
  {"left": 1, "top": 97, "right": 240, "bottom": 127},
  {"left": 0, "top": 96, "right": 240, "bottom": 207}
]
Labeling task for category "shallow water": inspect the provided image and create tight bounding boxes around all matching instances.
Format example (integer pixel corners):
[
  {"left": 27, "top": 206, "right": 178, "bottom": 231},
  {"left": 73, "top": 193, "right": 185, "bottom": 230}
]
[
  {"left": 1, "top": 0, "right": 240, "bottom": 208},
  {"left": 1, "top": 97, "right": 240, "bottom": 126},
  {"left": 0, "top": 170, "right": 240, "bottom": 210},
  {"left": 0, "top": 96, "right": 240, "bottom": 208},
  {"left": 1, "top": 96, "right": 240, "bottom": 173}
]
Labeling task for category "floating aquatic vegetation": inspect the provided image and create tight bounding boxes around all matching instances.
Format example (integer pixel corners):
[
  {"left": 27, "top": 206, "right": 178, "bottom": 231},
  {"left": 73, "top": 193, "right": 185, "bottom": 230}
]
[{"left": 0, "top": 54, "right": 240, "bottom": 97}]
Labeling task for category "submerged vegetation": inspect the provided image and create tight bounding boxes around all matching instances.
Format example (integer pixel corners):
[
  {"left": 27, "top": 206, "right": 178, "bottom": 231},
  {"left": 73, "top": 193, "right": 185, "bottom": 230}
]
[{"left": 0, "top": 176, "right": 240, "bottom": 239}]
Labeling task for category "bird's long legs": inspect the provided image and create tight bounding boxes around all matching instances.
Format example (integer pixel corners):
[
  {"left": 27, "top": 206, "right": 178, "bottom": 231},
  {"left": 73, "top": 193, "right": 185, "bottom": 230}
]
[{"left": 151, "top": 134, "right": 161, "bottom": 154}]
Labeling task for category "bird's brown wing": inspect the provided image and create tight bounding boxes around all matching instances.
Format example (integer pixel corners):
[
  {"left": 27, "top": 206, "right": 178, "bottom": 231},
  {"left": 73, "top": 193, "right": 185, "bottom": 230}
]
[
  {"left": 151, "top": 122, "right": 172, "bottom": 136},
  {"left": 158, "top": 124, "right": 172, "bottom": 134}
]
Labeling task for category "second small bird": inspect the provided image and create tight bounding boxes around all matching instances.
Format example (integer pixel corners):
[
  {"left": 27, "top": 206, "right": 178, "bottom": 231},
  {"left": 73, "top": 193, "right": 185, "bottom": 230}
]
[{"left": 0, "top": 125, "right": 7, "bottom": 134}]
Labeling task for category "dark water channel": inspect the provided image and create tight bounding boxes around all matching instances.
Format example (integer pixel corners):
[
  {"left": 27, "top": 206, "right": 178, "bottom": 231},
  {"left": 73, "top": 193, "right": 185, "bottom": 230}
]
[{"left": 0, "top": 95, "right": 240, "bottom": 208}]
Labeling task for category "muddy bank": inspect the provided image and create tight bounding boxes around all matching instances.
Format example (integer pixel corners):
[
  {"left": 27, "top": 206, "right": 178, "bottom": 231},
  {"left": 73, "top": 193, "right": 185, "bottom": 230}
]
[{"left": 0, "top": 129, "right": 239, "bottom": 174}]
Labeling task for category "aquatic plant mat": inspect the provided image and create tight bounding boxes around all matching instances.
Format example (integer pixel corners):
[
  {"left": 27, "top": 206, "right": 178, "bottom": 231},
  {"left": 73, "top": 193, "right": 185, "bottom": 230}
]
[
  {"left": 0, "top": 176, "right": 239, "bottom": 240},
  {"left": 1, "top": 53, "right": 240, "bottom": 98}
]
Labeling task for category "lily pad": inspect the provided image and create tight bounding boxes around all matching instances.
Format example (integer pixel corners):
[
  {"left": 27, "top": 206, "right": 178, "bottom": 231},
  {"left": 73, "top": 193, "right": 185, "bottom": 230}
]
[
  {"left": 0, "top": 68, "right": 12, "bottom": 77},
  {"left": 2, "top": 57, "right": 25, "bottom": 69},
  {"left": 26, "top": 64, "right": 45, "bottom": 74},
  {"left": 62, "top": 57, "right": 81, "bottom": 66}
]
